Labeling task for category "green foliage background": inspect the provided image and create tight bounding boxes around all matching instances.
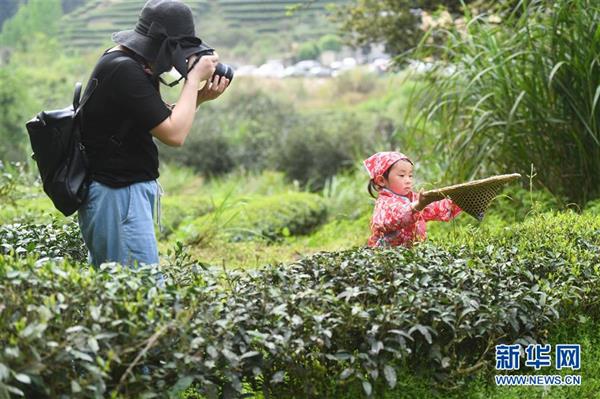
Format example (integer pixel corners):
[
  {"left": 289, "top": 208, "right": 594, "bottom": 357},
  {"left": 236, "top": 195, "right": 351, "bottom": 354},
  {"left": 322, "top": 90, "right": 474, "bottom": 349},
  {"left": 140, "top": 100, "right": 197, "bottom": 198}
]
[
  {"left": 414, "top": 0, "right": 600, "bottom": 205},
  {"left": 0, "top": 0, "right": 61, "bottom": 48}
]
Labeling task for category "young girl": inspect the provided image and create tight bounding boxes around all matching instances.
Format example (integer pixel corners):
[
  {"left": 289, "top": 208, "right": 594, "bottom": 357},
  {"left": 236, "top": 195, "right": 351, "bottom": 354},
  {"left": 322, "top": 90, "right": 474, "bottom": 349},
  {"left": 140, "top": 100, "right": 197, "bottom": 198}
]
[{"left": 364, "top": 151, "right": 462, "bottom": 248}]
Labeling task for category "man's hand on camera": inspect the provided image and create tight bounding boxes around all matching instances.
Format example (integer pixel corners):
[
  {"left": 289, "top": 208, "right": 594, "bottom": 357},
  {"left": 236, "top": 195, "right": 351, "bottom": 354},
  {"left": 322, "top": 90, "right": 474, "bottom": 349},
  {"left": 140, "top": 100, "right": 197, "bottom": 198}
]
[
  {"left": 197, "top": 74, "right": 230, "bottom": 104},
  {"left": 187, "top": 53, "right": 218, "bottom": 84}
]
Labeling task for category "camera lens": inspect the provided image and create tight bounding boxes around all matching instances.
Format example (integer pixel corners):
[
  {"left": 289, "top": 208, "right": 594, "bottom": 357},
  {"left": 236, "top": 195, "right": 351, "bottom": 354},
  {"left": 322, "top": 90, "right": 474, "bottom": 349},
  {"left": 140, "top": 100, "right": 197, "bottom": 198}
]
[{"left": 213, "top": 63, "right": 234, "bottom": 82}]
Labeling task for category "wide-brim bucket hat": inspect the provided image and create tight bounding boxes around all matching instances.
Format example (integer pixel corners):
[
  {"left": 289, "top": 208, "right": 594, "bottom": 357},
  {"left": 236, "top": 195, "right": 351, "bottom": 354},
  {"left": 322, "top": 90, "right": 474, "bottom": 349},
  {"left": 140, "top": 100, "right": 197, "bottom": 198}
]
[{"left": 112, "top": 0, "right": 213, "bottom": 77}]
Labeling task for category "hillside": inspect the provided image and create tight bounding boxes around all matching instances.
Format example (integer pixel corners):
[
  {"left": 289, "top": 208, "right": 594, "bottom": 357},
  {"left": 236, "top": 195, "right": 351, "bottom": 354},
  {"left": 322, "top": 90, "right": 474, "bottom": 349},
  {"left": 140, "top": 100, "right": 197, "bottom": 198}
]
[{"left": 58, "top": 0, "right": 349, "bottom": 56}]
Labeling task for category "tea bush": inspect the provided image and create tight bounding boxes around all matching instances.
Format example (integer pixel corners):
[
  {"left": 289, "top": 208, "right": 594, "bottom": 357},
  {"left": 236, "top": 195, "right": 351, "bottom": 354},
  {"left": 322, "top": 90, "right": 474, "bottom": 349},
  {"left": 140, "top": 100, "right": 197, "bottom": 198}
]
[
  {"left": 175, "top": 192, "right": 327, "bottom": 245},
  {"left": 0, "top": 164, "right": 63, "bottom": 225},
  {"left": 159, "top": 196, "right": 214, "bottom": 239},
  {"left": 1, "top": 212, "right": 599, "bottom": 398},
  {"left": 0, "top": 161, "right": 17, "bottom": 204},
  {"left": 484, "top": 186, "right": 562, "bottom": 222},
  {"left": 428, "top": 184, "right": 562, "bottom": 241},
  {"left": 443, "top": 211, "right": 600, "bottom": 257},
  {"left": 0, "top": 218, "right": 86, "bottom": 262}
]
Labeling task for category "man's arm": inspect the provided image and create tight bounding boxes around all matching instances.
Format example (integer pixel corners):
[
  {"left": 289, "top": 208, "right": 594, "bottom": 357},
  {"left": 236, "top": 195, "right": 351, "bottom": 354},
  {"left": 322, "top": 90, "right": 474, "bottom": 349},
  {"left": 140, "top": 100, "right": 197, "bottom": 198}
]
[{"left": 151, "top": 55, "right": 219, "bottom": 147}]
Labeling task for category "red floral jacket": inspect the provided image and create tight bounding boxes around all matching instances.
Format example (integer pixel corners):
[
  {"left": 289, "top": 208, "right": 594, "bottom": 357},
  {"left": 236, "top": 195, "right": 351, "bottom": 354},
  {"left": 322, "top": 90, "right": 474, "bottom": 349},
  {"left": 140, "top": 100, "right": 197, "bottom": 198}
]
[{"left": 368, "top": 189, "right": 462, "bottom": 248}]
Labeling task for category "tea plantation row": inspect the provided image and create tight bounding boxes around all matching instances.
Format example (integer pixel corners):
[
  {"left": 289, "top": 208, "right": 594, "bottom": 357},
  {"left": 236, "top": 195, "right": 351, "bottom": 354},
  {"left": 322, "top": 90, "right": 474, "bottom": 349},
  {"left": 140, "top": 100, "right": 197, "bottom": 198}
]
[{"left": 1, "top": 211, "right": 599, "bottom": 397}]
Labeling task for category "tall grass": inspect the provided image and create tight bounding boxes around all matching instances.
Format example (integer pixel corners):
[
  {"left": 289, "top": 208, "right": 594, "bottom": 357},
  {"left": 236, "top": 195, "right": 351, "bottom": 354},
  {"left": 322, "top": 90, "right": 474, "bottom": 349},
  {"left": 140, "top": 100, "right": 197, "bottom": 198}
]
[{"left": 419, "top": 0, "right": 600, "bottom": 205}]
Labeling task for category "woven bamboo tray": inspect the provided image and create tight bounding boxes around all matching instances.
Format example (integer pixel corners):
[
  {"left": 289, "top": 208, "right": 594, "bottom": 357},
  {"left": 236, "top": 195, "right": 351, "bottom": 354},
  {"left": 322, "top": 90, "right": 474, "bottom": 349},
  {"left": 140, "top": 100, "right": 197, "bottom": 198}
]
[{"left": 422, "top": 173, "right": 522, "bottom": 221}]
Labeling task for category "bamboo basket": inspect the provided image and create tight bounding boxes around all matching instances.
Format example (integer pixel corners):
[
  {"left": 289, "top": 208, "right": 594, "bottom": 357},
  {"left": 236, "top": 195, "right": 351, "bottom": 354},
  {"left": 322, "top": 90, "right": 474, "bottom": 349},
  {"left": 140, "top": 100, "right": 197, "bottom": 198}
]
[{"left": 422, "top": 173, "right": 522, "bottom": 221}]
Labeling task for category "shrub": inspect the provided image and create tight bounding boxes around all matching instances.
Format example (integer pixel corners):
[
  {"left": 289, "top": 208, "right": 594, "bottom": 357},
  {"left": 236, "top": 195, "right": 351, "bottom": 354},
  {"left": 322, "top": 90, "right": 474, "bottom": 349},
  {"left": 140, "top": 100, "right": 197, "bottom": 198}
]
[
  {"left": 333, "top": 68, "right": 380, "bottom": 96},
  {"left": 0, "top": 260, "right": 191, "bottom": 398},
  {"left": 0, "top": 161, "right": 18, "bottom": 204},
  {"left": 429, "top": 185, "right": 562, "bottom": 240},
  {"left": 0, "top": 68, "right": 32, "bottom": 162},
  {"left": 478, "top": 211, "right": 600, "bottom": 257},
  {"left": 176, "top": 192, "right": 327, "bottom": 245},
  {"left": 437, "top": 210, "right": 600, "bottom": 273},
  {"left": 318, "top": 34, "right": 342, "bottom": 52},
  {"left": 159, "top": 195, "right": 214, "bottom": 240},
  {"left": 296, "top": 41, "right": 321, "bottom": 61},
  {"left": 222, "top": 90, "right": 296, "bottom": 173},
  {"left": 159, "top": 89, "right": 295, "bottom": 176},
  {"left": 271, "top": 111, "right": 372, "bottom": 190},
  {"left": 486, "top": 186, "right": 562, "bottom": 221},
  {"left": 0, "top": 218, "right": 86, "bottom": 262},
  {"left": 158, "top": 117, "right": 235, "bottom": 178},
  {"left": 1, "top": 212, "right": 599, "bottom": 397}
]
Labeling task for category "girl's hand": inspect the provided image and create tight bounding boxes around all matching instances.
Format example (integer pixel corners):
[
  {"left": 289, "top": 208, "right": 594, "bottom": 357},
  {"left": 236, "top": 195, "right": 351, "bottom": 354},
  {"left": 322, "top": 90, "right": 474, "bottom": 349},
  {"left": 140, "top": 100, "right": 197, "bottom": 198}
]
[
  {"left": 414, "top": 190, "right": 443, "bottom": 211},
  {"left": 187, "top": 53, "right": 218, "bottom": 83},
  {"left": 197, "top": 74, "right": 230, "bottom": 104}
]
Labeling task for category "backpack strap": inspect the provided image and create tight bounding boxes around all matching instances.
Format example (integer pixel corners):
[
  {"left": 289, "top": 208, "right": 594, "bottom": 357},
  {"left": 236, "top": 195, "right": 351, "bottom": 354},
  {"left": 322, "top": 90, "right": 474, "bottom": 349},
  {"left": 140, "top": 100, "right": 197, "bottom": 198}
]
[
  {"left": 100, "top": 55, "right": 138, "bottom": 147},
  {"left": 70, "top": 77, "right": 100, "bottom": 149},
  {"left": 74, "top": 78, "right": 98, "bottom": 117},
  {"left": 77, "top": 55, "right": 135, "bottom": 150},
  {"left": 73, "top": 82, "right": 82, "bottom": 110},
  {"left": 101, "top": 54, "right": 153, "bottom": 150},
  {"left": 76, "top": 54, "right": 131, "bottom": 117}
]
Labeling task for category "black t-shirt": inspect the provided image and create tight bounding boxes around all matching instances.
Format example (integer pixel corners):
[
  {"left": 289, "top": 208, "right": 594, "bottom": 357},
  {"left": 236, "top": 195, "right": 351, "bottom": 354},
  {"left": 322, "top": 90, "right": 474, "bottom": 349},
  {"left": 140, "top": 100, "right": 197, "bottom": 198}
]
[{"left": 82, "top": 50, "right": 171, "bottom": 188}]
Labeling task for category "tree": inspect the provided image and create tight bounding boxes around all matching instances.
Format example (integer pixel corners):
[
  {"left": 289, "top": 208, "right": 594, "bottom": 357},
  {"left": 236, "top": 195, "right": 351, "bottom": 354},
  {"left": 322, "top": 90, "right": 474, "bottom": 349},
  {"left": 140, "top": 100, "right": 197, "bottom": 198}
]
[
  {"left": 318, "top": 34, "right": 342, "bottom": 52},
  {"left": 0, "top": 67, "right": 32, "bottom": 162},
  {"left": 296, "top": 41, "right": 321, "bottom": 61},
  {"left": 0, "top": 0, "right": 22, "bottom": 32},
  {"left": 0, "top": 0, "right": 62, "bottom": 49},
  {"left": 333, "top": 0, "right": 486, "bottom": 58}
]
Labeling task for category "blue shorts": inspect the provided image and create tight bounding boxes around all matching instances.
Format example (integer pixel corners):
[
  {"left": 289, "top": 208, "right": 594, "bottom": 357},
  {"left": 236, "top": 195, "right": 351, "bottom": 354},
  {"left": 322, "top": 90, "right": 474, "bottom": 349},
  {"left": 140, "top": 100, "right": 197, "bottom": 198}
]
[{"left": 78, "top": 180, "right": 159, "bottom": 268}]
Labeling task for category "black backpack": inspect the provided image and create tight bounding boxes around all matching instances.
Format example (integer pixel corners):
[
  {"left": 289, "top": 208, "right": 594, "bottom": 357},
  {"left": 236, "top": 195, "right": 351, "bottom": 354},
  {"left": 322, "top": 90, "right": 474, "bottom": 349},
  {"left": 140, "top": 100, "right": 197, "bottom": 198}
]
[
  {"left": 25, "top": 54, "right": 133, "bottom": 217},
  {"left": 25, "top": 80, "right": 98, "bottom": 216}
]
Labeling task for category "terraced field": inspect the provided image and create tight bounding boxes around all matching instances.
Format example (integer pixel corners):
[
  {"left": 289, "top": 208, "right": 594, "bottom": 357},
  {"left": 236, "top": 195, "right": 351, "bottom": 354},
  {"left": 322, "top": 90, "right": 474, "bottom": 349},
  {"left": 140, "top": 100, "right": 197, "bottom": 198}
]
[{"left": 59, "top": 0, "right": 348, "bottom": 51}]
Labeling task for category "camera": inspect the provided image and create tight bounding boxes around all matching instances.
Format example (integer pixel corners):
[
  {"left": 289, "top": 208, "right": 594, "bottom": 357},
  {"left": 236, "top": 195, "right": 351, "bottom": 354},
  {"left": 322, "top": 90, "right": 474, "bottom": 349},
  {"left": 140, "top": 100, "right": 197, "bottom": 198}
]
[
  {"left": 191, "top": 49, "right": 234, "bottom": 82},
  {"left": 213, "top": 62, "right": 234, "bottom": 81},
  {"left": 159, "top": 49, "right": 234, "bottom": 87}
]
